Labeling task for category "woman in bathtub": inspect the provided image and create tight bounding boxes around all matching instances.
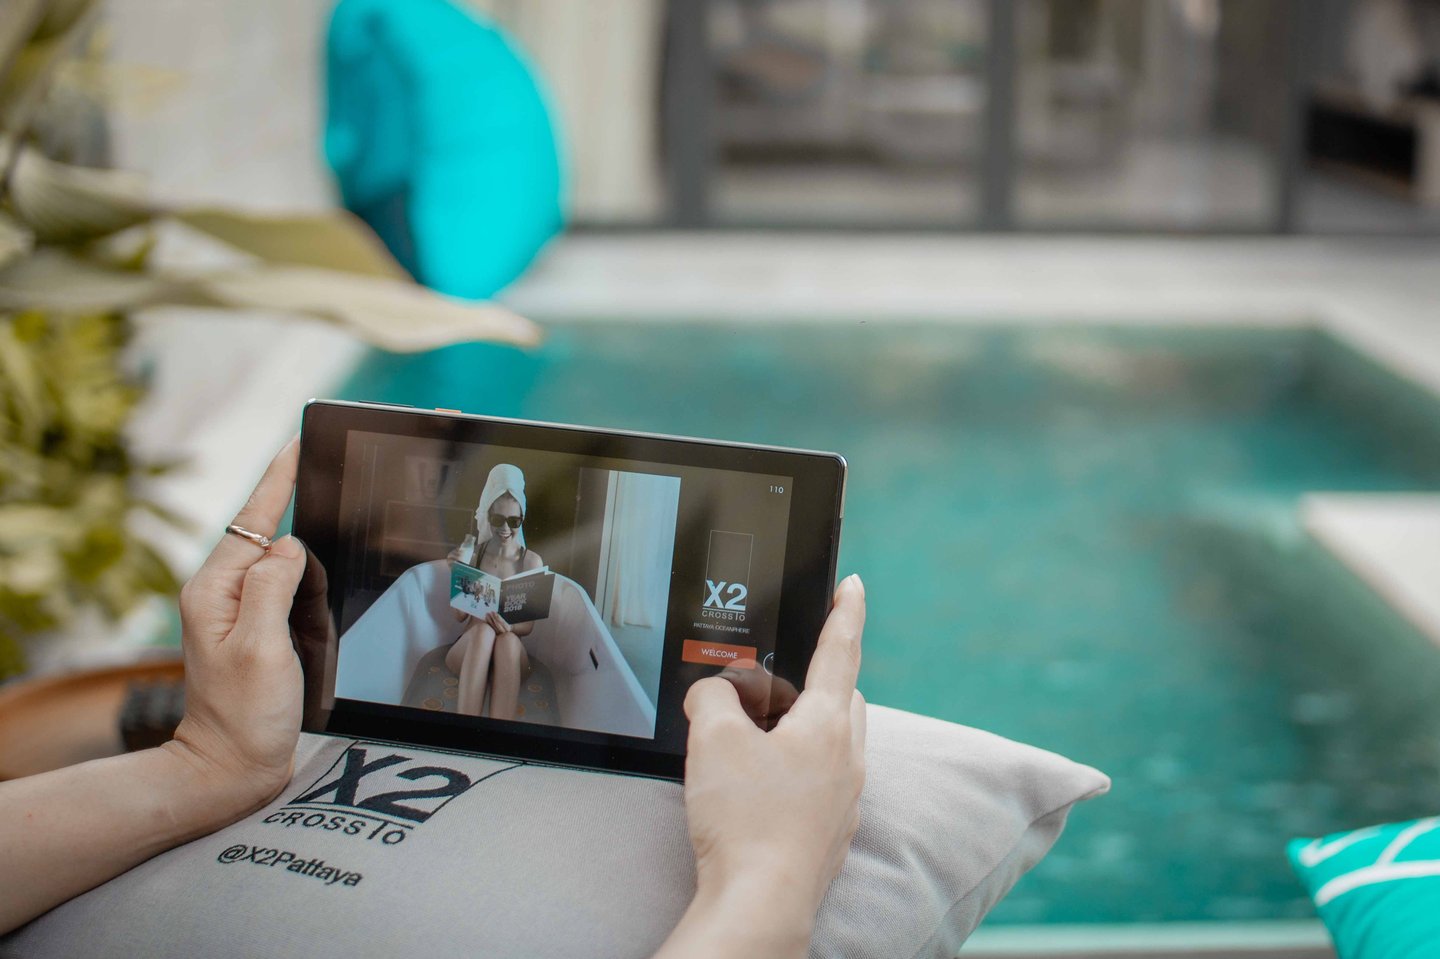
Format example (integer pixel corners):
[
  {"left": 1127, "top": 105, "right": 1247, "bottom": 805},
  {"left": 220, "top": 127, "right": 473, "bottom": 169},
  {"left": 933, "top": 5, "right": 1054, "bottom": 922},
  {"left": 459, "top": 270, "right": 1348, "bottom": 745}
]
[{"left": 443, "top": 463, "right": 544, "bottom": 719}]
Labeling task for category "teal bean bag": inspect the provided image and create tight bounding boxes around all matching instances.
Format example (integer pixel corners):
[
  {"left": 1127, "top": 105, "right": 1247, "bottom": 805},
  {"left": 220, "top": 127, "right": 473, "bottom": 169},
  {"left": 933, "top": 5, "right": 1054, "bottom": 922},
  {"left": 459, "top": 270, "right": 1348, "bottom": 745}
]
[{"left": 325, "top": 0, "right": 564, "bottom": 299}]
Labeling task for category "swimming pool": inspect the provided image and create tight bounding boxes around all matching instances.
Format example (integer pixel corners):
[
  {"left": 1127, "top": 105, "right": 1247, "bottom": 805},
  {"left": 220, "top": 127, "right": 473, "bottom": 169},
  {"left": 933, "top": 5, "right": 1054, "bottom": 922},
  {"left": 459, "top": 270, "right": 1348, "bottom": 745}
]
[{"left": 340, "top": 324, "right": 1440, "bottom": 926}]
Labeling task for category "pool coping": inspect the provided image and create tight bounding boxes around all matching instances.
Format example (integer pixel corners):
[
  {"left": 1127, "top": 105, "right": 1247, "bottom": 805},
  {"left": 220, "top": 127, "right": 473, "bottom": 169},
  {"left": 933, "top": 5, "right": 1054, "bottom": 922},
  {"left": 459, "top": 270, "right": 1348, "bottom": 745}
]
[
  {"left": 962, "top": 920, "right": 1334, "bottom": 957},
  {"left": 1301, "top": 494, "right": 1440, "bottom": 647}
]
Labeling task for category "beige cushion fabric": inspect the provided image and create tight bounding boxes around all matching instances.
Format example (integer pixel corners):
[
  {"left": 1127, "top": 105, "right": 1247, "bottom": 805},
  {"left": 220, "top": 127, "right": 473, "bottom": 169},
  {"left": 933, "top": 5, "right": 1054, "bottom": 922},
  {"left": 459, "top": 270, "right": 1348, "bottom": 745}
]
[{"left": 3, "top": 705, "right": 1108, "bottom": 959}]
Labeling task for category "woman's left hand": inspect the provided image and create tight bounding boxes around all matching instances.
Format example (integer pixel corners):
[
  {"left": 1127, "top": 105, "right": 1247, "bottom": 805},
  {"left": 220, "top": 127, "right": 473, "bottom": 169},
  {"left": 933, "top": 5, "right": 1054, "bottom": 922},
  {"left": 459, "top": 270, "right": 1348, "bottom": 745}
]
[
  {"left": 165, "top": 436, "right": 310, "bottom": 816},
  {"left": 485, "top": 611, "right": 511, "bottom": 634}
]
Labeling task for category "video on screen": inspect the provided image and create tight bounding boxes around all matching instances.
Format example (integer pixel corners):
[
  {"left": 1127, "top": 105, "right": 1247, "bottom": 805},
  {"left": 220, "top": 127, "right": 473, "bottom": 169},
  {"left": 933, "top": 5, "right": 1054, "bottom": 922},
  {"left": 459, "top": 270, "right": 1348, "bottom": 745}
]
[{"left": 332, "top": 433, "right": 681, "bottom": 739}]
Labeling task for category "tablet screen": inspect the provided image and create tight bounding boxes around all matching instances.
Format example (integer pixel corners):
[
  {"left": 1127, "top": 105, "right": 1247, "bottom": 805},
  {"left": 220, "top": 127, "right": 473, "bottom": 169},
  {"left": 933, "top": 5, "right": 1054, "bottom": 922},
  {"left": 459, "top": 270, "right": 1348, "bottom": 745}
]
[
  {"left": 294, "top": 402, "right": 843, "bottom": 777},
  {"left": 333, "top": 427, "right": 790, "bottom": 744}
]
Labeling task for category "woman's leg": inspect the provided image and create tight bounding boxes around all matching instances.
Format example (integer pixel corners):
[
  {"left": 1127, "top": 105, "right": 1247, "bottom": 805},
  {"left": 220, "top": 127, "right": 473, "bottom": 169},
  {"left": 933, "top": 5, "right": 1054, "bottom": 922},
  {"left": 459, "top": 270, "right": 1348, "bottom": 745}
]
[
  {"left": 444, "top": 621, "right": 475, "bottom": 675},
  {"left": 451, "top": 619, "right": 497, "bottom": 716},
  {"left": 488, "top": 632, "right": 530, "bottom": 721}
]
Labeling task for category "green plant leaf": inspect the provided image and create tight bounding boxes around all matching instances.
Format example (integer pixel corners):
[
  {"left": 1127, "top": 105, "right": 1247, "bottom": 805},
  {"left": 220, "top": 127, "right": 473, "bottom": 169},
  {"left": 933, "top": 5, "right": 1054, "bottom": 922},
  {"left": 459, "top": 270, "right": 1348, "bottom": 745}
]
[
  {"left": 0, "top": 251, "right": 541, "bottom": 352},
  {"left": 0, "top": 543, "right": 65, "bottom": 594},
  {"left": 0, "top": 315, "right": 50, "bottom": 443},
  {"left": 172, "top": 209, "right": 409, "bottom": 279},
  {"left": 0, "top": 0, "right": 99, "bottom": 175},
  {"left": 131, "top": 539, "right": 181, "bottom": 594},
  {"left": 6, "top": 142, "right": 155, "bottom": 243},
  {"left": 0, "top": 300, "right": 185, "bottom": 678},
  {"left": 0, "top": 503, "right": 80, "bottom": 549},
  {"left": 0, "top": 210, "right": 34, "bottom": 268},
  {"left": 0, "top": 247, "right": 200, "bottom": 313},
  {"left": 0, "top": 0, "right": 46, "bottom": 87},
  {"left": 34, "top": 0, "right": 96, "bottom": 42},
  {"left": 87, "top": 226, "right": 157, "bottom": 272},
  {"left": 196, "top": 264, "right": 543, "bottom": 352},
  {"left": 0, "top": 627, "right": 25, "bottom": 680},
  {"left": 134, "top": 495, "right": 196, "bottom": 532}
]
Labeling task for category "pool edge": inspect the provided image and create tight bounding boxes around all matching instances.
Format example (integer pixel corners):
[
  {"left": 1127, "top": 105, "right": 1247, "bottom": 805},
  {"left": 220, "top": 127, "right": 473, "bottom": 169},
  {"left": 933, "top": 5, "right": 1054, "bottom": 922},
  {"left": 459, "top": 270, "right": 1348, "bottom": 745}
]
[{"left": 963, "top": 920, "right": 1333, "bottom": 957}]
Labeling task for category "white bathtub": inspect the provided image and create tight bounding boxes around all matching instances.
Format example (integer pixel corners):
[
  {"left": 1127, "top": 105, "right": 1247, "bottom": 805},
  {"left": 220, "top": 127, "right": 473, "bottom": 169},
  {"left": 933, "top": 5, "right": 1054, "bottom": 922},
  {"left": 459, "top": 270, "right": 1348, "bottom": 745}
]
[{"left": 334, "top": 560, "right": 657, "bottom": 739}]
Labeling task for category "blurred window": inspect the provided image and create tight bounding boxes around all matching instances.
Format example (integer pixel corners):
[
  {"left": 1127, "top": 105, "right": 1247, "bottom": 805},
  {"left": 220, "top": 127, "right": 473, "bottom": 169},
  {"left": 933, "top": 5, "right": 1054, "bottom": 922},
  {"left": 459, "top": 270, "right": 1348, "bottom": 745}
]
[
  {"left": 1013, "top": 0, "right": 1288, "bottom": 229},
  {"left": 542, "top": 0, "right": 1440, "bottom": 235},
  {"left": 706, "top": 0, "right": 988, "bottom": 225}
]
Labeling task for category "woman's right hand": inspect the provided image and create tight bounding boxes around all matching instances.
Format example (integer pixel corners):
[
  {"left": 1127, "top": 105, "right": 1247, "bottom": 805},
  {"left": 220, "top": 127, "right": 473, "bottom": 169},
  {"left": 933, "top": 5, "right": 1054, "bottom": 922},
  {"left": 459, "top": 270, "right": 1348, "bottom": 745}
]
[{"left": 656, "top": 575, "right": 867, "bottom": 959}]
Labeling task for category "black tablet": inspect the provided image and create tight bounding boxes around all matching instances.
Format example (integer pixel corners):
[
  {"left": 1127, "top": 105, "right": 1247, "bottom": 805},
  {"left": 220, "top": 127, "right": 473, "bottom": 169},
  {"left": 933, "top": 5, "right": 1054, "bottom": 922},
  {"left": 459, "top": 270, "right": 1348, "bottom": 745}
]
[{"left": 291, "top": 399, "right": 847, "bottom": 780}]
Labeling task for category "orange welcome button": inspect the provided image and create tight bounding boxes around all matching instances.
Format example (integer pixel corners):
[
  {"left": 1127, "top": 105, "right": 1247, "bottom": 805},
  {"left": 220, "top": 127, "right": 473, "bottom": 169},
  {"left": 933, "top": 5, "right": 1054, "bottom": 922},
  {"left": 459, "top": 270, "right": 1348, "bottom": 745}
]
[{"left": 681, "top": 639, "right": 758, "bottom": 669}]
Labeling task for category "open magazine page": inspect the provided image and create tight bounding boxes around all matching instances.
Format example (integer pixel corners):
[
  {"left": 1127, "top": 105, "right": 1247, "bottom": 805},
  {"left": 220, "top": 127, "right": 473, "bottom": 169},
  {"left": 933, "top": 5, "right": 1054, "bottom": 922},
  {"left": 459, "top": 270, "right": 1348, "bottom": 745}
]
[
  {"left": 449, "top": 562, "right": 501, "bottom": 618},
  {"left": 450, "top": 563, "right": 554, "bottom": 623}
]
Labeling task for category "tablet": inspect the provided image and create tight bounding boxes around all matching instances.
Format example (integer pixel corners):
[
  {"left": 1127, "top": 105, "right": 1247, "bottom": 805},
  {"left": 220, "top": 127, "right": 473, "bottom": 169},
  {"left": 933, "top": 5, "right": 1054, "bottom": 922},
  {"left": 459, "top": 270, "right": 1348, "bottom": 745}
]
[{"left": 291, "top": 399, "right": 847, "bottom": 779}]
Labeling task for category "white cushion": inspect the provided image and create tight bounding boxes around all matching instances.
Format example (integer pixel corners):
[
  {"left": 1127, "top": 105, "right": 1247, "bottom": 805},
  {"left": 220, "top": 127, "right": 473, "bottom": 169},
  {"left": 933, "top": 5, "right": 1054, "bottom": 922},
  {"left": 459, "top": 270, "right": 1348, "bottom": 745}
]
[{"left": 3, "top": 705, "right": 1108, "bottom": 959}]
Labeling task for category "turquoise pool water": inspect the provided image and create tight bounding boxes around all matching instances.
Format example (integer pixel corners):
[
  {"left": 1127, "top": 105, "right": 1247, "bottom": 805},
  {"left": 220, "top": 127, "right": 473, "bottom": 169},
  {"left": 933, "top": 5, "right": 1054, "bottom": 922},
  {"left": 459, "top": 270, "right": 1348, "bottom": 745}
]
[{"left": 340, "top": 325, "right": 1440, "bottom": 925}]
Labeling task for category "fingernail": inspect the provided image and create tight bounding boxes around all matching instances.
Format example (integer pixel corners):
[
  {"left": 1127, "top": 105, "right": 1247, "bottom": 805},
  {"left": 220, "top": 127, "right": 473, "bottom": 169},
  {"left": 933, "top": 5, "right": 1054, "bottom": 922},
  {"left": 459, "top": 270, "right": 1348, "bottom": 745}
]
[
  {"left": 270, "top": 535, "right": 301, "bottom": 559},
  {"left": 844, "top": 573, "right": 864, "bottom": 598}
]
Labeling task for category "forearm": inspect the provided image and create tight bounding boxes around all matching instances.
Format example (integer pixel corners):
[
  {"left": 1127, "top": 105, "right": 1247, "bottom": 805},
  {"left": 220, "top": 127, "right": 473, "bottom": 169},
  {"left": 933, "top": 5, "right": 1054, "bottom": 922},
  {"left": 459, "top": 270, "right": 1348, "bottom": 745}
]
[
  {"left": 653, "top": 875, "right": 814, "bottom": 959},
  {"left": 0, "top": 743, "right": 270, "bottom": 933}
]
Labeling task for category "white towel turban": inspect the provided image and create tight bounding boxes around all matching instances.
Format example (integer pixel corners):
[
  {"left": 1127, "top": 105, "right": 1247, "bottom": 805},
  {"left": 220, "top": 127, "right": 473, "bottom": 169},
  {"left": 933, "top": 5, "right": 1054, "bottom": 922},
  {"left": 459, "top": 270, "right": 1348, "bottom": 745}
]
[{"left": 474, "top": 463, "right": 527, "bottom": 550}]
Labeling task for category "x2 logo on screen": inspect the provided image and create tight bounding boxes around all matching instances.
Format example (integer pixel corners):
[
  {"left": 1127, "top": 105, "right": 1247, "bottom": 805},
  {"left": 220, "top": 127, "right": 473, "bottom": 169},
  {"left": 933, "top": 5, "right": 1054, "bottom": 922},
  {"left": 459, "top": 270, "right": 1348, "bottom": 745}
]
[
  {"left": 701, "top": 531, "right": 752, "bottom": 622},
  {"left": 703, "top": 579, "right": 747, "bottom": 612},
  {"left": 262, "top": 745, "right": 478, "bottom": 846}
]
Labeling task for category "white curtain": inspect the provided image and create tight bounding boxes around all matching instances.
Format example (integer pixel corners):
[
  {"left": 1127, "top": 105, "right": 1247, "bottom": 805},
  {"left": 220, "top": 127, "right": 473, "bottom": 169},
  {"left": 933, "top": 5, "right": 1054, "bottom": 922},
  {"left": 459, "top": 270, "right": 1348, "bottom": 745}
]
[{"left": 603, "top": 473, "right": 680, "bottom": 628}]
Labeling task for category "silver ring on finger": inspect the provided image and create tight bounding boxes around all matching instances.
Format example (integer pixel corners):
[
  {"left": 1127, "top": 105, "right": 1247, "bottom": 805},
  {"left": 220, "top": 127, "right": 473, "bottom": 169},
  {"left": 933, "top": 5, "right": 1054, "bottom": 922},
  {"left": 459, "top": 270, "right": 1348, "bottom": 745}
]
[{"left": 225, "top": 524, "right": 273, "bottom": 551}]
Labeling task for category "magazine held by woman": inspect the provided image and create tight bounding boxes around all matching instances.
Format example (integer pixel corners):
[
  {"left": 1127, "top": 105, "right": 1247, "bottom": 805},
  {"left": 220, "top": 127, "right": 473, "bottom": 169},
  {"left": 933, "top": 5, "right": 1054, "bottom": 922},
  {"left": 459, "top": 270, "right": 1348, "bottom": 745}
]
[{"left": 450, "top": 562, "right": 555, "bottom": 623}]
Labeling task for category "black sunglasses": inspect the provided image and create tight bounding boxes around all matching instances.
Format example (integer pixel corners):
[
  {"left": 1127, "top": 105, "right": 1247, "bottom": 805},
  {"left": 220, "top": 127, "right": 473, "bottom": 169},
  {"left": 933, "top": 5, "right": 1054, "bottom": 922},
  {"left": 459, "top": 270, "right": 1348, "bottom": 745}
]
[{"left": 487, "top": 512, "right": 523, "bottom": 530}]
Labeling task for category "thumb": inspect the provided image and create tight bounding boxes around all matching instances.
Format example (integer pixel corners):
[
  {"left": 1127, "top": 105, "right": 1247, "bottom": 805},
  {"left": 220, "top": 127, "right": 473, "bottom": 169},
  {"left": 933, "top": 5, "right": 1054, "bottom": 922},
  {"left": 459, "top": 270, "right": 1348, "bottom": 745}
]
[{"left": 231, "top": 535, "right": 308, "bottom": 646}]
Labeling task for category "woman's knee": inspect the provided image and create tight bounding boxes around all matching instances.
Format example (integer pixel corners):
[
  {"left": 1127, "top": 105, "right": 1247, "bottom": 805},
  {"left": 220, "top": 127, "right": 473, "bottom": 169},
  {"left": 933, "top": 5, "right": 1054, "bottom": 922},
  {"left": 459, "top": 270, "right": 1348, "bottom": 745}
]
[
  {"left": 447, "top": 621, "right": 494, "bottom": 674},
  {"left": 494, "top": 631, "right": 523, "bottom": 669}
]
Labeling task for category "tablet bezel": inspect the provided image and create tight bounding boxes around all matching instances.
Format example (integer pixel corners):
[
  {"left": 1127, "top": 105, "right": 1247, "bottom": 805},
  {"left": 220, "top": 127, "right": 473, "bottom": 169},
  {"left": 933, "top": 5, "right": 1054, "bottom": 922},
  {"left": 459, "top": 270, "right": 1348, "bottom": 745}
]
[{"left": 293, "top": 399, "right": 846, "bottom": 779}]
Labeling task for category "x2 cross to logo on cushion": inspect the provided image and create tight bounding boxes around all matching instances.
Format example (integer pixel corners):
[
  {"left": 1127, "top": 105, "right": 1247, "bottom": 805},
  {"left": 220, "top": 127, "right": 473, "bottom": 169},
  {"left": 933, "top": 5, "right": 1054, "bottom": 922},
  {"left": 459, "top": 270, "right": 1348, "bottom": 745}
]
[{"left": 290, "top": 745, "right": 477, "bottom": 824}]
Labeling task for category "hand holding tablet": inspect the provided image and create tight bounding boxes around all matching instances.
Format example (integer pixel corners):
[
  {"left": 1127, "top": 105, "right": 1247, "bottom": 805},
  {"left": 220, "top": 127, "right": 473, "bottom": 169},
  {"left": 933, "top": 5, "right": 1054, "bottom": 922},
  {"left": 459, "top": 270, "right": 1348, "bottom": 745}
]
[
  {"left": 171, "top": 437, "right": 311, "bottom": 810},
  {"left": 0, "top": 412, "right": 862, "bottom": 954},
  {"left": 657, "top": 575, "right": 867, "bottom": 958},
  {"left": 0, "top": 438, "right": 313, "bottom": 933},
  {"left": 292, "top": 400, "right": 848, "bottom": 779}
]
